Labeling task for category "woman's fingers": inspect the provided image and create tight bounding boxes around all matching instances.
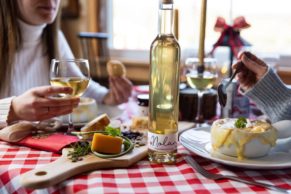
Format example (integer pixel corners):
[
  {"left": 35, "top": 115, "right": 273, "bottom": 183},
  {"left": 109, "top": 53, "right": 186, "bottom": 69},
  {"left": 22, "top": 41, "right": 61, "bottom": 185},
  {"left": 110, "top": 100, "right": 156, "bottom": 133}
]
[
  {"left": 244, "top": 52, "right": 266, "bottom": 67},
  {"left": 102, "top": 76, "right": 133, "bottom": 105},
  {"left": 10, "top": 86, "right": 80, "bottom": 122},
  {"left": 234, "top": 52, "right": 268, "bottom": 90},
  {"left": 110, "top": 79, "right": 125, "bottom": 104},
  {"left": 109, "top": 77, "right": 132, "bottom": 104},
  {"left": 24, "top": 104, "right": 75, "bottom": 121},
  {"left": 241, "top": 52, "right": 268, "bottom": 78},
  {"left": 244, "top": 69, "right": 256, "bottom": 87},
  {"left": 35, "top": 98, "right": 79, "bottom": 121},
  {"left": 34, "top": 97, "right": 80, "bottom": 108},
  {"left": 37, "top": 106, "right": 75, "bottom": 121},
  {"left": 32, "top": 86, "right": 73, "bottom": 97}
]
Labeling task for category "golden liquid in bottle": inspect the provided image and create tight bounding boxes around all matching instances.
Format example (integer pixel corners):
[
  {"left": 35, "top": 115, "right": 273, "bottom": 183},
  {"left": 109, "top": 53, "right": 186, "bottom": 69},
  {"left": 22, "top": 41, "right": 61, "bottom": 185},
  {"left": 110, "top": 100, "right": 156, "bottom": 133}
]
[
  {"left": 149, "top": 34, "right": 180, "bottom": 164},
  {"left": 186, "top": 71, "right": 216, "bottom": 91},
  {"left": 50, "top": 77, "right": 89, "bottom": 97}
]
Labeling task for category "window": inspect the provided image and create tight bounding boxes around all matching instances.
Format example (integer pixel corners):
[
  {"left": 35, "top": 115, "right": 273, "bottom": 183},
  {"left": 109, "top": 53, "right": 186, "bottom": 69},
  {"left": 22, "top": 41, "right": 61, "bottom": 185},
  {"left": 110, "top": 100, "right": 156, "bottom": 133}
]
[{"left": 108, "top": 0, "right": 291, "bottom": 63}]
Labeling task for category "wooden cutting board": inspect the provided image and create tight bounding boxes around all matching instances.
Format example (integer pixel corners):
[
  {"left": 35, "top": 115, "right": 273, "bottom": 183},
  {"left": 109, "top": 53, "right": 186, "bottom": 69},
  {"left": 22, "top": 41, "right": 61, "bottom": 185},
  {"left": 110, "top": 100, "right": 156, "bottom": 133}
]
[
  {"left": 20, "top": 145, "right": 147, "bottom": 189},
  {"left": 19, "top": 122, "right": 194, "bottom": 189}
]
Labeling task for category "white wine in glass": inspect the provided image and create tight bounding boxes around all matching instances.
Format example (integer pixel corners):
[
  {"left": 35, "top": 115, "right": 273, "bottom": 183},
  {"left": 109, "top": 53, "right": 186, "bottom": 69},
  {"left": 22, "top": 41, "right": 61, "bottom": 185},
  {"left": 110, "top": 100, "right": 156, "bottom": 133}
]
[
  {"left": 185, "top": 58, "right": 217, "bottom": 125},
  {"left": 50, "top": 77, "right": 89, "bottom": 97},
  {"left": 50, "top": 59, "right": 90, "bottom": 133}
]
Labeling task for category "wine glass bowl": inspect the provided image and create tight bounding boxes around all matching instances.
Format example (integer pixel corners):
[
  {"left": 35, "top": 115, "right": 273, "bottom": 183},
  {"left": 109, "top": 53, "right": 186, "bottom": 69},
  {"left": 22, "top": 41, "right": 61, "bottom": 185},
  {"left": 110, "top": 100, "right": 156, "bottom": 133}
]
[
  {"left": 185, "top": 58, "right": 217, "bottom": 125},
  {"left": 186, "top": 70, "right": 216, "bottom": 91},
  {"left": 50, "top": 59, "right": 90, "bottom": 132},
  {"left": 50, "top": 77, "right": 89, "bottom": 97}
]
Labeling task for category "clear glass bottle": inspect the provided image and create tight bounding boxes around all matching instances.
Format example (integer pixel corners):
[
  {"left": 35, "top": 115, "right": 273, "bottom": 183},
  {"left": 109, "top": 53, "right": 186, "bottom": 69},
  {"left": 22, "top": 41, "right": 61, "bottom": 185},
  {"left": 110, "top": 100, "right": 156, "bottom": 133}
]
[{"left": 148, "top": 0, "right": 180, "bottom": 164}]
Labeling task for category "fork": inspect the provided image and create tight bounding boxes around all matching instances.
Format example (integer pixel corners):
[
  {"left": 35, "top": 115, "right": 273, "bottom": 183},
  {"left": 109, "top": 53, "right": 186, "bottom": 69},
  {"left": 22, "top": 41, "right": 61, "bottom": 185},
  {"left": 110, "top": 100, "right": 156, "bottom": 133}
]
[{"left": 184, "top": 156, "right": 291, "bottom": 194}]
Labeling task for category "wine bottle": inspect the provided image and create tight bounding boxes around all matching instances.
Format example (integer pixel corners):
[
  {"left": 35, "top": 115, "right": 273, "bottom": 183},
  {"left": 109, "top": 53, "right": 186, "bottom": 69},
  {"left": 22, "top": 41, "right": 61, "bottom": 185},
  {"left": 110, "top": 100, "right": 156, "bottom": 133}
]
[{"left": 148, "top": 0, "right": 180, "bottom": 164}]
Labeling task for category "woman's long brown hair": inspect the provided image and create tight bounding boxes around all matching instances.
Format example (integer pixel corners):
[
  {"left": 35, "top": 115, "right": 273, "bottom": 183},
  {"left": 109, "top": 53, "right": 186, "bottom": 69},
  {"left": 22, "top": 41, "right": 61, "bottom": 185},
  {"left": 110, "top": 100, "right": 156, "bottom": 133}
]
[{"left": 0, "top": 0, "right": 60, "bottom": 95}]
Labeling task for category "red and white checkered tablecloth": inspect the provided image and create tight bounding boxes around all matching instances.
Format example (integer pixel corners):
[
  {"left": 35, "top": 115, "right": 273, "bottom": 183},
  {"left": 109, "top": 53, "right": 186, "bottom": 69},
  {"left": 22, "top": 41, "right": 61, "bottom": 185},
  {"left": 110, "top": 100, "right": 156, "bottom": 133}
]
[{"left": 1, "top": 141, "right": 291, "bottom": 194}]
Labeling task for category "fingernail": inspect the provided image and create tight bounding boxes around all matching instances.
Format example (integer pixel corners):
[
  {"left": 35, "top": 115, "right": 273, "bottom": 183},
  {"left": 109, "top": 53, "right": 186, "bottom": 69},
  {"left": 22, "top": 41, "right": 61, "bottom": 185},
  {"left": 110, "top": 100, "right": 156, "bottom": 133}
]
[{"left": 244, "top": 51, "right": 252, "bottom": 58}]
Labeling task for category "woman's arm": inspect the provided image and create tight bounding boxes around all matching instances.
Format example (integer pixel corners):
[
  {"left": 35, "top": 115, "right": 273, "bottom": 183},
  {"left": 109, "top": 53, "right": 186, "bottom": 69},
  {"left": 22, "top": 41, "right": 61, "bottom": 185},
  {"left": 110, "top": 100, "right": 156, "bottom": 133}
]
[
  {"left": 58, "top": 31, "right": 109, "bottom": 103},
  {"left": 234, "top": 52, "right": 291, "bottom": 122},
  {"left": 244, "top": 68, "right": 291, "bottom": 122},
  {"left": 58, "top": 31, "right": 132, "bottom": 105},
  {"left": 0, "top": 97, "right": 15, "bottom": 128},
  {"left": 0, "top": 86, "right": 80, "bottom": 127}
]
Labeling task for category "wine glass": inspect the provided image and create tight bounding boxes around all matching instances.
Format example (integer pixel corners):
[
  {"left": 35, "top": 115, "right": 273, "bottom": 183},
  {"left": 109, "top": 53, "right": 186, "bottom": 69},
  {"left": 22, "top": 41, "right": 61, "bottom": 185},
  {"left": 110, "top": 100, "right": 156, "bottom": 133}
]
[
  {"left": 50, "top": 59, "right": 90, "bottom": 133},
  {"left": 185, "top": 58, "right": 217, "bottom": 126}
]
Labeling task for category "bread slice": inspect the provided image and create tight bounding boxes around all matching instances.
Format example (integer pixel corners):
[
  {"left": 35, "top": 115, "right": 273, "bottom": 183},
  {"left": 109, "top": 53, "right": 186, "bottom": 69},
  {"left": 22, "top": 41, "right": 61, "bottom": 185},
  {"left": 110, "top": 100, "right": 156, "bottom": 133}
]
[
  {"left": 81, "top": 113, "right": 110, "bottom": 132},
  {"left": 106, "top": 60, "right": 126, "bottom": 77},
  {"left": 130, "top": 116, "right": 148, "bottom": 132}
]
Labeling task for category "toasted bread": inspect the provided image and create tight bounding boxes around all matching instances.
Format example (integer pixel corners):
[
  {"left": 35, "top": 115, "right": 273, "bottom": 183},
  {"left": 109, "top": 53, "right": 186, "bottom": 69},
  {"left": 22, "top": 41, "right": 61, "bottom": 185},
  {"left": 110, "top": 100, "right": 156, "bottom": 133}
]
[
  {"left": 130, "top": 116, "right": 148, "bottom": 132},
  {"left": 81, "top": 113, "right": 110, "bottom": 132},
  {"left": 106, "top": 60, "right": 126, "bottom": 77}
]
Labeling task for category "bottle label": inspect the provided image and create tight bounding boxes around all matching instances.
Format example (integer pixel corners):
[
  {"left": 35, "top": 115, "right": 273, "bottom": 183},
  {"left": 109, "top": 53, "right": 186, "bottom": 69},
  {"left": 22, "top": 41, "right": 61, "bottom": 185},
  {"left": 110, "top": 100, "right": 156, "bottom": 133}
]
[{"left": 147, "top": 131, "right": 177, "bottom": 152}]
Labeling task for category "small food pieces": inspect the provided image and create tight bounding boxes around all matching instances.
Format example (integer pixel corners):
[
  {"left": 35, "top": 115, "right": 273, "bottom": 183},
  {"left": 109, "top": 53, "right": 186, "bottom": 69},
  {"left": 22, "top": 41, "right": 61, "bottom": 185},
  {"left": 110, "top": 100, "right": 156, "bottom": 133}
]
[
  {"left": 106, "top": 60, "right": 126, "bottom": 77},
  {"left": 122, "top": 131, "right": 146, "bottom": 147},
  {"left": 0, "top": 121, "right": 35, "bottom": 142},
  {"left": 68, "top": 141, "right": 91, "bottom": 162},
  {"left": 91, "top": 133, "right": 123, "bottom": 154},
  {"left": 234, "top": 117, "right": 247, "bottom": 128},
  {"left": 81, "top": 113, "right": 110, "bottom": 133},
  {"left": 130, "top": 116, "right": 148, "bottom": 132}
]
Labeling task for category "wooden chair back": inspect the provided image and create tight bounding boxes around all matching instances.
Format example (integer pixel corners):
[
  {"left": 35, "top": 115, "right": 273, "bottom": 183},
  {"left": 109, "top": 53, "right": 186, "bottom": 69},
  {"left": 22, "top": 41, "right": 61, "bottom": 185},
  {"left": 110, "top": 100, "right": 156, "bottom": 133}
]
[{"left": 78, "top": 32, "right": 110, "bottom": 86}]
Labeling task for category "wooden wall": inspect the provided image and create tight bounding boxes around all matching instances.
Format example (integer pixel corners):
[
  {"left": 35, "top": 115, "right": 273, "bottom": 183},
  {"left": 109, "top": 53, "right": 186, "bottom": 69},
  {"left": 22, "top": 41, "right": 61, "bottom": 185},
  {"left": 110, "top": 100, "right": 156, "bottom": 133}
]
[{"left": 278, "top": 67, "right": 291, "bottom": 85}]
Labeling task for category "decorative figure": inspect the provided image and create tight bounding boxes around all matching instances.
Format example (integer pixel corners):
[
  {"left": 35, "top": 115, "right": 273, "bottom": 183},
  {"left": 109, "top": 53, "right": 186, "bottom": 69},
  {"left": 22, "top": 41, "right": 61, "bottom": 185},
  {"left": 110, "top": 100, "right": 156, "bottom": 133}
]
[{"left": 209, "top": 16, "right": 251, "bottom": 76}]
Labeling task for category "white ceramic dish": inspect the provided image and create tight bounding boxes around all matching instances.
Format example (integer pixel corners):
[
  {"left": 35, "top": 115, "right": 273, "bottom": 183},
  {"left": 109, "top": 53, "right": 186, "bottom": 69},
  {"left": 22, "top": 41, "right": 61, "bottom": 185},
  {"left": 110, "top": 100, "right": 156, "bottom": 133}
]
[
  {"left": 61, "top": 98, "right": 124, "bottom": 126},
  {"left": 60, "top": 97, "right": 98, "bottom": 123},
  {"left": 179, "top": 127, "right": 291, "bottom": 169},
  {"left": 211, "top": 118, "right": 277, "bottom": 158}
]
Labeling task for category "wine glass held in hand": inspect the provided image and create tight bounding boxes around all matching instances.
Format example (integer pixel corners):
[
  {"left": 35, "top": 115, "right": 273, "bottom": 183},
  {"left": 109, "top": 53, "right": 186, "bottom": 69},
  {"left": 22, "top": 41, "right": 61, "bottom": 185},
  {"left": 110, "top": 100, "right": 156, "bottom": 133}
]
[
  {"left": 50, "top": 59, "right": 90, "bottom": 133},
  {"left": 185, "top": 58, "right": 217, "bottom": 126}
]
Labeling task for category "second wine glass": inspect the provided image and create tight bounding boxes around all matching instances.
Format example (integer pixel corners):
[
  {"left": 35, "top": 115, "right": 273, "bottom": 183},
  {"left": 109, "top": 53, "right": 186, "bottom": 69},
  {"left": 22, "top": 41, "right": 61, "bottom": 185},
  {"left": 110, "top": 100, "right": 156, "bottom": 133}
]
[
  {"left": 185, "top": 58, "right": 217, "bottom": 126},
  {"left": 50, "top": 59, "right": 90, "bottom": 133}
]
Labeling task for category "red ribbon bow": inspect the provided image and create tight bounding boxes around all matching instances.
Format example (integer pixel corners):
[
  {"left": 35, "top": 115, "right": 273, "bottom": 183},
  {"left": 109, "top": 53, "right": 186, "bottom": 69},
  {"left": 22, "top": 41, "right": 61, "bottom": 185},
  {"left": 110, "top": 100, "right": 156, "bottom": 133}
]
[{"left": 210, "top": 16, "right": 251, "bottom": 58}]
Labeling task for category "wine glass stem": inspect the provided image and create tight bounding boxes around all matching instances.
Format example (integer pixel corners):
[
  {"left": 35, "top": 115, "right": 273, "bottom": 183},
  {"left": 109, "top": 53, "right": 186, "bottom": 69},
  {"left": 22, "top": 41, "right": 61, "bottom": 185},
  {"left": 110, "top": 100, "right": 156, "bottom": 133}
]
[
  {"left": 68, "top": 113, "right": 74, "bottom": 133},
  {"left": 195, "top": 90, "right": 204, "bottom": 126}
]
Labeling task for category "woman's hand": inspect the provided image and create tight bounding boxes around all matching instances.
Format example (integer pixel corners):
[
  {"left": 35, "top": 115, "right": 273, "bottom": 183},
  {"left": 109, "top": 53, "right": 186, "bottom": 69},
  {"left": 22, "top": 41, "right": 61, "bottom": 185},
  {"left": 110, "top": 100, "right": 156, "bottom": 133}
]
[
  {"left": 102, "top": 77, "right": 133, "bottom": 105},
  {"left": 233, "top": 51, "right": 268, "bottom": 91},
  {"left": 8, "top": 86, "right": 80, "bottom": 122}
]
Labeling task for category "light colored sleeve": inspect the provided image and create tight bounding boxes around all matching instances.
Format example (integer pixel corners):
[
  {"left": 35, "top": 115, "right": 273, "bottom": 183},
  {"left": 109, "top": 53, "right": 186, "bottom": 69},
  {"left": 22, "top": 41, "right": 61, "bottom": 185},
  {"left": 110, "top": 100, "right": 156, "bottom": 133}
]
[
  {"left": 0, "top": 97, "right": 14, "bottom": 128},
  {"left": 243, "top": 68, "right": 291, "bottom": 122},
  {"left": 57, "top": 31, "right": 108, "bottom": 103}
]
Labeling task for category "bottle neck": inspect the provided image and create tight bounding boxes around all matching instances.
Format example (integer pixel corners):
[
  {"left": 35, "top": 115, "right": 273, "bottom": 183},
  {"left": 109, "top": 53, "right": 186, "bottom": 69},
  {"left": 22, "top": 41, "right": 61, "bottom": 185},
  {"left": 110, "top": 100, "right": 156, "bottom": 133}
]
[{"left": 158, "top": 3, "right": 173, "bottom": 35}]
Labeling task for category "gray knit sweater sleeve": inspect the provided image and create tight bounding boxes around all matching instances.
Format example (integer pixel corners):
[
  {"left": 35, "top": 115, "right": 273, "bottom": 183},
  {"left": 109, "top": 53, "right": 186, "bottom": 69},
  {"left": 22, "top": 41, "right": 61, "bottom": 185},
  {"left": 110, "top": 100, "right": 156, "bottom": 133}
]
[{"left": 244, "top": 68, "right": 291, "bottom": 123}]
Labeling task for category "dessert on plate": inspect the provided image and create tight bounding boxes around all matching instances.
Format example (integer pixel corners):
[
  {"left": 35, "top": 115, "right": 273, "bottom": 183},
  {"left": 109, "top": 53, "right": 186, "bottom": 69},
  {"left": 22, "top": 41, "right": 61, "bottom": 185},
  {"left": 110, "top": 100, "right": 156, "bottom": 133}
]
[{"left": 211, "top": 118, "right": 277, "bottom": 159}]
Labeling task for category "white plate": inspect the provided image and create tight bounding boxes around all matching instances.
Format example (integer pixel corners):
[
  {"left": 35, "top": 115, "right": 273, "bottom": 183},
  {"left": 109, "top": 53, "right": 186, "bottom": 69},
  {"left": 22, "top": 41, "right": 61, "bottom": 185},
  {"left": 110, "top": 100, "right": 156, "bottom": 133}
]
[{"left": 179, "top": 127, "right": 291, "bottom": 169}]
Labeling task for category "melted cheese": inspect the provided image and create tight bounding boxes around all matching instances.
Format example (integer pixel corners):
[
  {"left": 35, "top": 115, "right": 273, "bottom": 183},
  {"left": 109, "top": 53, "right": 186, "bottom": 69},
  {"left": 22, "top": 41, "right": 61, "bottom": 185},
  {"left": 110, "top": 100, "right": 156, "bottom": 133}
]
[{"left": 211, "top": 119, "right": 277, "bottom": 160}]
